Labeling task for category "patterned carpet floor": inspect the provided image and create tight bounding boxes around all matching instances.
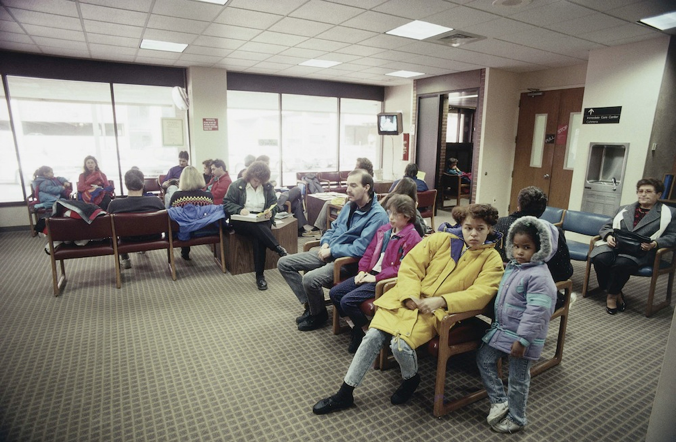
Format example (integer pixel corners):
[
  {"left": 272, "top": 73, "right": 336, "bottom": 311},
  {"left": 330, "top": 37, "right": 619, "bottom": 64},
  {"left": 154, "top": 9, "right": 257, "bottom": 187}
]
[{"left": 0, "top": 227, "right": 675, "bottom": 442}]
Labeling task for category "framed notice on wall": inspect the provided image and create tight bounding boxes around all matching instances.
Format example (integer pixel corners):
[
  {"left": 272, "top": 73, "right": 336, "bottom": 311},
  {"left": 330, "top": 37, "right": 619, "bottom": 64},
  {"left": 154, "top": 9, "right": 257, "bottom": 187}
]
[{"left": 162, "top": 118, "right": 184, "bottom": 146}]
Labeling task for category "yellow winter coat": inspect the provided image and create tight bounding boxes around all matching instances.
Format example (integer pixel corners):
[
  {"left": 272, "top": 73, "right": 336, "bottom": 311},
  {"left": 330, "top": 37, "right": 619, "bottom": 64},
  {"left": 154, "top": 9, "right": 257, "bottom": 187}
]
[{"left": 371, "top": 231, "right": 504, "bottom": 349}]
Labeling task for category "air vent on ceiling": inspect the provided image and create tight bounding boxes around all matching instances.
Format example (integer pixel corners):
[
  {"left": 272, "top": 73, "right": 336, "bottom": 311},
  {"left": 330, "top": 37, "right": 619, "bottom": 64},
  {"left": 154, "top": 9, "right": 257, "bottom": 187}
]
[{"left": 426, "top": 31, "right": 485, "bottom": 47}]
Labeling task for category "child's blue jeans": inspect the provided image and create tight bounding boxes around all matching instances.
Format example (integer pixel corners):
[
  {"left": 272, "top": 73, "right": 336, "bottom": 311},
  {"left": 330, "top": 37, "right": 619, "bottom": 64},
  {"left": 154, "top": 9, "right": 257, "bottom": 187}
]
[{"left": 476, "top": 342, "right": 532, "bottom": 427}]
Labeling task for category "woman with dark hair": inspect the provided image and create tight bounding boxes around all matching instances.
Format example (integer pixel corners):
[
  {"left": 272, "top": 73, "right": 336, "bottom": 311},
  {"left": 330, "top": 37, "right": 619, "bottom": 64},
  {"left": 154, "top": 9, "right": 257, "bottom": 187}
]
[
  {"left": 590, "top": 178, "right": 675, "bottom": 315},
  {"left": 312, "top": 204, "right": 504, "bottom": 415},
  {"left": 380, "top": 177, "right": 427, "bottom": 236},
  {"left": 388, "top": 163, "right": 428, "bottom": 192},
  {"left": 223, "top": 161, "right": 288, "bottom": 290},
  {"left": 202, "top": 159, "right": 213, "bottom": 185},
  {"left": 77, "top": 155, "right": 114, "bottom": 210}
]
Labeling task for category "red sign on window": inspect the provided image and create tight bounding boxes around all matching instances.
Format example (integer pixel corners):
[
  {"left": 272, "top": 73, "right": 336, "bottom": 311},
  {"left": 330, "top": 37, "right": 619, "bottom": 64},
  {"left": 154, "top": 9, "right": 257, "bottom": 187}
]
[{"left": 203, "top": 118, "right": 219, "bottom": 131}]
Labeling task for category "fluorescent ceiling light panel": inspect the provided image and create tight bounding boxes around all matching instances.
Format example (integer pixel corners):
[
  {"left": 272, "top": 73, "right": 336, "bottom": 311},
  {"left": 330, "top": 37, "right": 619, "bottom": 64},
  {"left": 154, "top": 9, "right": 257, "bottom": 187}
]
[
  {"left": 639, "top": 11, "right": 676, "bottom": 30},
  {"left": 386, "top": 20, "right": 452, "bottom": 40},
  {"left": 299, "top": 59, "right": 341, "bottom": 68},
  {"left": 386, "top": 70, "right": 424, "bottom": 78},
  {"left": 194, "top": 0, "right": 229, "bottom": 5},
  {"left": 140, "top": 39, "right": 188, "bottom": 52}
]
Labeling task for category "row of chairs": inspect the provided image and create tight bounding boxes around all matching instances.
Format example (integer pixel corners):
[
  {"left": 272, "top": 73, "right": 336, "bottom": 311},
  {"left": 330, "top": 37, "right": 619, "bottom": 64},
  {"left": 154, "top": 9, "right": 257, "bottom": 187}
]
[
  {"left": 540, "top": 206, "right": 675, "bottom": 317},
  {"left": 304, "top": 239, "right": 571, "bottom": 417},
  {"left": 46, "top": 210, "right": 225, "bottom": 296}
]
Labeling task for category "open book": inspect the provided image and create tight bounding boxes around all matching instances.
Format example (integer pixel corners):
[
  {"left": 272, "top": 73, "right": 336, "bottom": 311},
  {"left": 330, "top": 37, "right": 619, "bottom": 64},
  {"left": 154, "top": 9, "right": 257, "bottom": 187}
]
[{"left": 230, "top": 213, "right": 268, "bottom": 222}]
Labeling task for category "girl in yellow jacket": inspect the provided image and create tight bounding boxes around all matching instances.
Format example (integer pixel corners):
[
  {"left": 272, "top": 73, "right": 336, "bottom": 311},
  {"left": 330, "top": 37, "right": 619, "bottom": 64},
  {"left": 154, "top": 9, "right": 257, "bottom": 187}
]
[{"left": 313, "top": 204, "right": 504, "bottom": 415}]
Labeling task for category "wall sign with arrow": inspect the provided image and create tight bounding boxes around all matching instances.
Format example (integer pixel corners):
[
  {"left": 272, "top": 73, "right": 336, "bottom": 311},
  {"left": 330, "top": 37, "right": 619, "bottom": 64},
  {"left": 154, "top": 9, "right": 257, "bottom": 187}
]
[{"left": 583, "top": 106, "right": 622, "bottom": 124}]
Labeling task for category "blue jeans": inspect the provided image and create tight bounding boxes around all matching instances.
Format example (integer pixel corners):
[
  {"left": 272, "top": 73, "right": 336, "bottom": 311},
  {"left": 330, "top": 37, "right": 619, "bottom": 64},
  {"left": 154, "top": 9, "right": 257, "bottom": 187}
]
[
  {"left": 343, "top": 328, "right": 419, "bottom": 387},
  {"left": 329, "top": 277, "right": 377, "bottom": 329},
  {"left": 476, "top": 343, "right": 532, "bottom": 426},
  {"left": 277, "top": 250, "right": 334, "bottom": 315}
]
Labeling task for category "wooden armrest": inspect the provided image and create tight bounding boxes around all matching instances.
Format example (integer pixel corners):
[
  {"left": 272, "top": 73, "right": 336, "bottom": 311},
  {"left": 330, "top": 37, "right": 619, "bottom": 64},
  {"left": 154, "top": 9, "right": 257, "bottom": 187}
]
[
  {"left": 374, "top": 277, "right": 397, "bottom": 299},
  {"left": 333, "top": 256, "right": 359, "bottom": 283},
  {"left": 654, "top": 247, "right": 675, "bottom": 266},
  {"left": 438, "top": 308, "right": 488, "bottom": 336},
  {"left": 303, "top": 240, "right": 320, "bottom": 252},
  {"left": 586, "top": 234, "right": 601, "bottom": 255}
]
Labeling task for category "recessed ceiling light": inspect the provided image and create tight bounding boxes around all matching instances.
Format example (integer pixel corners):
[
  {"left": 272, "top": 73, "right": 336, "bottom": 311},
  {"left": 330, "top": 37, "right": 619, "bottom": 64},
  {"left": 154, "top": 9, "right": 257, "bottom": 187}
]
[
  {"left": 639, "top": 11, "right": 676, "bottom": 31},
  {"left": 140, "top": 39, "right": 188, "bottom": 53},
  {"left": 386, "top": 20, "right": 452, "bottom": 40},
  {"left": 386, "top": 70, "right": 424, "bottom": 78},
  {"left": 299, "top": 59, "right": 341, "bottom": 68},
  {"left": 193, "top": 0, "right": 230, "bottom": 5}
]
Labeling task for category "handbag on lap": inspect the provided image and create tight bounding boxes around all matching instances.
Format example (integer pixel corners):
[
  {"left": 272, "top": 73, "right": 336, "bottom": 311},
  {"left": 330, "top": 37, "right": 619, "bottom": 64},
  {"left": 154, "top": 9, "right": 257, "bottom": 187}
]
[{"left": 613, "top": 229, "right": 651, "bottom": 257}]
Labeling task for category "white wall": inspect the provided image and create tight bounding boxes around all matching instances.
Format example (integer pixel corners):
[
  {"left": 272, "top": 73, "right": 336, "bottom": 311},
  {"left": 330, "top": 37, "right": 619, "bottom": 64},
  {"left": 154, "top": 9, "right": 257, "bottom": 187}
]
[
  {"left": 567, "top": 36, "right": 669, "bottom": 210},
  {"left": 381, "top": 83, "right": 413, "bottom": 181},
  {"left": 518, "top": 63, "right": 587, "bottom": 92},
  {"left": 477, "top": 69, "right": 520, "bottom": 215},
  {"left": 187, "top": 67, "right": 229, "bottom": 169}
]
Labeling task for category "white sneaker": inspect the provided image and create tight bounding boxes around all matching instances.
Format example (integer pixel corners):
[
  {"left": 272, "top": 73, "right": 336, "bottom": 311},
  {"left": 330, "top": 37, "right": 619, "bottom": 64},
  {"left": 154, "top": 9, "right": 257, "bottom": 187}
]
[
  {"left": 486, "top": 401, "right": 509, "bottom": 426},
  {"left": 492, "top": 416, "right": 524, "bottom": 433},
  {"left": 122, "top": 258, "right": 132, "bottom": 269},
  {"left": 569, "top": 292, "right": 578, "bottom": 309}
]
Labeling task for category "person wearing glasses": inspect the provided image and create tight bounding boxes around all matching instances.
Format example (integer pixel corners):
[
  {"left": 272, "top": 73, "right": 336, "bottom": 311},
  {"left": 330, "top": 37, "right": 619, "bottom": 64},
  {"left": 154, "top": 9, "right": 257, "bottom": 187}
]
[{"left": 590, "top": 178, "right": 675, "bottom": 315}]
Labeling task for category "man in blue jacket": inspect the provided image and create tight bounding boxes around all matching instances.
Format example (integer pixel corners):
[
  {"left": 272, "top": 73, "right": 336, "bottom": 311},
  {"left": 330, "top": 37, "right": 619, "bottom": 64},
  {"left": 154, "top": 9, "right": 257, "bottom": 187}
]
[{"left": 278, "top": 169, "right": 388, "bottom": 331}]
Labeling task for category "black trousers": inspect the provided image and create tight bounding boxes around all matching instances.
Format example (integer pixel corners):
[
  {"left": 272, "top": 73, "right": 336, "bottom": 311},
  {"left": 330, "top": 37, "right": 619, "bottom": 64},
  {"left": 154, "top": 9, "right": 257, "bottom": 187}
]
[
  {"left": 231, "top": 220, "right": 279, "bottom": 276},
  {"left": 592, "top": 251, "right": 640, "bottom": 295}
]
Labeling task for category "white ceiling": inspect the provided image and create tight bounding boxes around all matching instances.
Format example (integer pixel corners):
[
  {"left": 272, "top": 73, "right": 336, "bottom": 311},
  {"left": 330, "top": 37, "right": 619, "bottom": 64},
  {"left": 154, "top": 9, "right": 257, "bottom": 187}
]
[{"left": 0, "top": 0, "right": 675, "bottom": 86}]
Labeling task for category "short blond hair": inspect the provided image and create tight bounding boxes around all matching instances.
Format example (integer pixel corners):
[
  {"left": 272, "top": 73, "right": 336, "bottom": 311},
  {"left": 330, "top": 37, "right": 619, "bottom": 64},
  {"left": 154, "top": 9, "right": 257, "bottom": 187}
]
[{"left": 179, "top": 166, "right": 205, "bottom": 191}]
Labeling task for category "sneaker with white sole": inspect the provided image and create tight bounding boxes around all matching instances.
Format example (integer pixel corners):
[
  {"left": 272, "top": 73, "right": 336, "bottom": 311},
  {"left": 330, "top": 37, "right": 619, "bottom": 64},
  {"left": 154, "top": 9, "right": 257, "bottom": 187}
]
[
  {"left": 122, "top": 258, "right": 132, "bottom": 269},
  {"left": 492, "top": 416, "right": 524, "bottom": 434},
  {"left": 486, "top": 401, "right": 509, "bottom": 426}
]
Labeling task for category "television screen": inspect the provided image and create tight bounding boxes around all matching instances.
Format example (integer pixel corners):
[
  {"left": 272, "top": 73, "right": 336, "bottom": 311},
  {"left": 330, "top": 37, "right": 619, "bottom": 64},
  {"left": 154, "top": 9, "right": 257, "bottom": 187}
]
[{"left": 377, "top": 112, "right": 403, "bottom": 135}]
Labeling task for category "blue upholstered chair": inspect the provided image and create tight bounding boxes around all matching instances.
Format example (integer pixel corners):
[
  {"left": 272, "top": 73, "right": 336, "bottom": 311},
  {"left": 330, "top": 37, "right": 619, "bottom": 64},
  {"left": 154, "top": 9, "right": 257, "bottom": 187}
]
[{"left": 539, "top": 206, "right": 565, "bottom": 227}]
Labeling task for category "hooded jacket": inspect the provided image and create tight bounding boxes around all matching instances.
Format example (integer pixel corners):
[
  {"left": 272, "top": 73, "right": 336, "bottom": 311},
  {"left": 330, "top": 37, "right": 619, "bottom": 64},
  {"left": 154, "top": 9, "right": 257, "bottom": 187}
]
[
  {"left": 32, "top": 176, "right": 69, "bottom": 208},
  {"left": 482, "top": 216, "right": 558, "bottom": 360},
  {"left": 370, "top": 225, "right": 504, "bottom": 350},
  {"left": 358, "top": 222, "right": 422, "bottom": 282}
]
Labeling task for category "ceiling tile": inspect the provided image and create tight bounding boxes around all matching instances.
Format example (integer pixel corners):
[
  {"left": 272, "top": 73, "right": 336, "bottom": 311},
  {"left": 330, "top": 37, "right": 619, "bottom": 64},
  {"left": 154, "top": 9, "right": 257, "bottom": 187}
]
[
  {"left": 397, "top": 40, "right": 462, "bottom": 57},
  {"left": 252, "top": 31, "right": 309, "bottom": 46},
  {"left": 335, "top": 44, "right": 385, "bottom": 56},
  {"left": 267, "top": 17, "right": 335, "bottom": 37},
  {"left": 582, "top": 23, "right": 660, "bottom": 45},
  {"left": 317, "top": 52, "right": 360, "bottom": 63},
  {"left": 422, "top": 5, "right": 497, "bottom": 29},
  {"left": 265, "top": 54, "right": 308, "bottom": 65},
  {"left": 406, "top": 54, "right": 480, "bottom": 71},
  {"left": 238, "top": 41, "right": 288, "bottom": 55},
  {"left": 277, "top": 65, "right": 325, "bottom": 76},
  {"left": 142, "top": 29, "right": 197, "bottom": 45},
  {"left": 136, "top": 48, "right": 181, "bottom": 59},
  {"left": 80, "top": 3, "right": 148, "bottom": 27},
  {"left": 314, "top": 26, "right": 378, "bottom": 44},
  {"left": 225, "top": 50, "right": 272, "bottom": 61},
  {"left": 203, "top": 23, "right": 262, "bottom": 40},
  {"left": 502, "top": 28, "right": 604, "bottom": 54},
  {"left": 89, "top": 44, "right": 138, "bottom": 56},
  {"left": 253, "top": 61, "right": 292, "bottom": 70},
  {"left": 192, "top": 35, "right": 245, "bottom": 50},
  {"left": 459, "top": 17, "right": 535, "bottom": 39},
  {"left": 462, "top": 0, "right": 562, "bottom": 14},
  {"left": 135, "top": 54, "right": 179, "bottom": 64},
  {"left": 22, "top": 24, "right": 85, "bottom": 42},
  {"left": 372, "top": 0, "right": 456, "bottom": 19},
  {"left": 176, "top": 53, "right": 224, "bottom": 63},
  {"left": 371, "top": 49, "right": 416, "bottom": 61},
  {"left": 0, "top": 21, "right": 28, "bottom": 34},
  {"left": 87, "top": 33, "right": 140, "bottom": 48},
  {"left": 346, "top": 57, "right": 391, "bottom": 67},
  {"left": 0, "top": 32, "right": 33, "bottom": 44},
  {"left": 33, "top": 37, "right": 88, "bottom": 50},
  {"left": 566, "top": 0, "right": 646, "bottom": 13},
  {"left": 340, "top": 11, "right": 409, "bottom": 32},
  {"left": 296, "top": 38, "right": 350, "bottom": 52},
  {"left": 83, "top": 20, "right": 143, "bottom": 38},
  {"left": 323, "top": 0, "right": 386, "bottom": 8},
  {"left": 290, "top": 1, "right": 364, "bottom": 25},
  {"left": 7, "top": 8, "right": 82, "bottom": 30},
  {"left": 152, "top": 0, "right": 223, "bottom": 21},
  {"left": 609, "top": 1, "right": 676, "bottom": 22},
  {"left": 510, "top": 1, "right": 594, "bottom": 26},
  {"left": 356, "top": 34, "right": 412, "bottom": 50},
  {"left": 81, "top": 0, "right": 154, "bottom": 13},
  {"left": 228, "top": 0, "right": 309, "bottom": 16},
  {"left": 0, "top": 41, "right": 41, "bottom": 53},
  {"left": 2, "top": 0, "right": 78, "bottom": 16},
  {"left": 217, "top": 58, "right": 259, "bottom": 68},
  {"left": 279, "top": 47, "right": 327, "bottom": 58},
  {"left": 550, "top": 13, "right": 627, "bottom": 35},
  {"left": 184, "top": 45, "right": 232, "bottom": 57},
  {"left": 214, "top": 8, "right": 283, "bottom": 28},
  {"left": 39, "top": 47, "right": 91, "bottom": 58},
  {"left": 147, "top": 14, "right": 209, "bottom": 34}
]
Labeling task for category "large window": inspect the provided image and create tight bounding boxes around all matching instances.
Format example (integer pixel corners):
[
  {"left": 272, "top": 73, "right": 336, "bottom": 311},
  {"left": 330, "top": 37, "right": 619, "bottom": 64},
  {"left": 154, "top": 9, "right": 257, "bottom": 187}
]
[
  {"left": 339, "top": 98, "right": 381, "bottom": 173},
  {"left": 0, "top": 82, "right": 21, "bottom": 202}
]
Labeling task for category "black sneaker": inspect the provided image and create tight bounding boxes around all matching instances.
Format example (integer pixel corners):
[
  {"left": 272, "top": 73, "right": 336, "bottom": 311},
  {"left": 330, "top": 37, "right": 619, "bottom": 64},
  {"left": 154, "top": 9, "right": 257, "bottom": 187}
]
[
  {"left": 275, "top": 245, "right": 288, "bottom": 257},
  {"left": 297, "top": 310, "right": 329, "bottom": 331},
  {"left": 390, "top": 373, "right": 421, "bottom": 405},
  {"left": 312, "top": 395, "right": 354, "bottom": 415},
  {"left": 296, "top": 304, "right": 310, "bottom": 324}
]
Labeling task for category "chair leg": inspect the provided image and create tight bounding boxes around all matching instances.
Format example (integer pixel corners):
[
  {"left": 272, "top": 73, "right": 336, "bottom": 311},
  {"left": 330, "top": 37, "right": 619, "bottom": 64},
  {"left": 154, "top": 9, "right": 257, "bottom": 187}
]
[
  {"left": 168, "top": 246, "right": 177, "bottom": 281},
  {"left": 50, "top": 256, "right": 59, "bottom": 296},
  {"left": 114, "top": 252, "right": 122, "bottom": 289},
  {"left": 582, "top": 258, "right": 592, "bottom": 297},
  {"left": 332, "top": 306, "right": 350, "bottom": 335},
  {"left": 645, "top": 270, "right": 673, "bottom": 317}
]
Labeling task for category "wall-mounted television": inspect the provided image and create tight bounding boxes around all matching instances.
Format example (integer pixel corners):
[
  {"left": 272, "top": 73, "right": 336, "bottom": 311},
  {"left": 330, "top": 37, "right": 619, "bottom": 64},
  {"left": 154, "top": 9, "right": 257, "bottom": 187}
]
[{"left": 377, "top": 112, "right": 403, "bottom": 135}]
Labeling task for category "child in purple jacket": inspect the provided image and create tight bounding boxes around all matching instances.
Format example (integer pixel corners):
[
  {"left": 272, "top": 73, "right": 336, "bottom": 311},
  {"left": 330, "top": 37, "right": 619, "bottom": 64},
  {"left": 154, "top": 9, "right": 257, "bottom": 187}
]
[
  {"left": 329, "top": 194, "right": 422, "bottom": 353},
  {"left": 477, "top": 216, "right": 558, "bottom": 433}
]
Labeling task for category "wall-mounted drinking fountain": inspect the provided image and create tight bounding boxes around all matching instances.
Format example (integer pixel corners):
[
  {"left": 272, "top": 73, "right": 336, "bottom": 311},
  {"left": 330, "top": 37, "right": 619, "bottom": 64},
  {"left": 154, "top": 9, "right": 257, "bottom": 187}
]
[{"left": 581, "top": 143, "right": 629, "bottom": 215}]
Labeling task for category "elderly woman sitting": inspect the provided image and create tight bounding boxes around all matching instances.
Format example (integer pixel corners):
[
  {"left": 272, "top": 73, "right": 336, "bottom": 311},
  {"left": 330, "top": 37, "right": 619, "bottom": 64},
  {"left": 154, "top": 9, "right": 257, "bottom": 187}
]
[{"left": 590, "top": 178, "right": 676, "bottom": 315}]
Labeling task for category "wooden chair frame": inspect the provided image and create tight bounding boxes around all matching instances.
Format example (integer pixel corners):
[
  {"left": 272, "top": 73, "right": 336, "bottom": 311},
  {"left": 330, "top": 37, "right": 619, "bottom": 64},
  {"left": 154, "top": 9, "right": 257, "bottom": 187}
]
[
  {"left": 169, "top": 218, "right": 226, "bottom": 275},
  {"left": 439, "top": 173, "right": 470, "bottom": 208},
  {"left": 417, "top": 189, "right": 438, "bottom": 230}
]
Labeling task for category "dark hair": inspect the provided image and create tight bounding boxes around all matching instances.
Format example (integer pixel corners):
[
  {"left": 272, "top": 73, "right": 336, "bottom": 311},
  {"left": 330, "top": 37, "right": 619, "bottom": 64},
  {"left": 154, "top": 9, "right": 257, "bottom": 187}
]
[
  {"left": 637, "top": 178, "right": 664, "bottom": 194},
  {"left": 245, "top": 161, "right": 271, "bottom": 183},
  {"left": 387, "top": 194, "right": 417, "bottom": 223},
  {"left": 517, "top": 186, "right": 547, "bottom": 217},
  {"left": 348, "top": 168, "right": 374, "bottom": 196},
  {"left": 356, "top": 157, "right": 374, "bottom": 177},
  {"left": 244, "top": 155, "right": 256, "bottom": 167},
  {"left": 512, "top": 222, "right": 541, "bottom": 251},
  {"left": 124, "top": 168, "right": 145, "bottom": 191},
  {"left": 452, "top": 203, "right": 498, "bottom": 226},
  {"left": 212, "top": 159, "right": 226, "bottom": 171},
  {"left": 255, "top": 155, "right": 270, "bottom": 165},
  {"left": 178, "top": 151, "right": 189, "bottom": 160},
  {"left": 404, "top": 163, "right": 419, "bottom": 178},
  {"left": 448, "top": 158, "right": 458, "bottom": 166},
  {"left": 202, "top": 159, "right": 213, "bottom": 168},
  {"left": 381, "top": 177, "right": 417, "bottom": 210},
  {"left": 34, "top": 165, "right": 52, "bottom": 179},
  {"left": 83, "top": 155, "right": 100, "bottom": 175}
]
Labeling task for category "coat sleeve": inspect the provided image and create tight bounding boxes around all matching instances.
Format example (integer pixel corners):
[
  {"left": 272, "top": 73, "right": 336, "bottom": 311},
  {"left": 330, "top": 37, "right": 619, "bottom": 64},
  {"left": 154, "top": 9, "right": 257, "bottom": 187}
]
[
  {"left": 599, "top": 206, "right": 624, "bottom": 239},
  {"left": 515, "top": 275, "right": 556, "bottom": 347},
  {"left": 40, "top": 180, "right": 65, "bottom": 196},
  {"left": 77, "top": 173, "right": 88, "bottom": 192},
  {"left": 330, "top": 211, "right": 387, "bottom": 259},
  {"left": 389, "top": 236, "right": 437, "bottom": 303},
  {"left": 222, "top": 183, "right": 243, "bottom": 216},
  {"left": 655, "top": 206, "right": 676, "bottom": 248},
  {"left": 442, "top": 251, "right": 504, "bottom": 313}
]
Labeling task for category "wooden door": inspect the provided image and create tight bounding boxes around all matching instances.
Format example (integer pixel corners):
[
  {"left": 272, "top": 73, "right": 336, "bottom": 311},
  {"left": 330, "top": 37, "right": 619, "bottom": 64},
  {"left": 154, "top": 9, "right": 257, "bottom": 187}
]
[
  {"left": 416, "top": 95, "right": 443, "bottom": 190},
  {"left": 510, "top": 88, "right": 584, "bottom": 211}
]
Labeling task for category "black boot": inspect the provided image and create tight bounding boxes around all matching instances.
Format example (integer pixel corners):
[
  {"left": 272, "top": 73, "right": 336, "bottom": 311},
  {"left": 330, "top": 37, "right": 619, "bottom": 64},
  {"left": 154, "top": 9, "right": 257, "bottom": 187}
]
[
  {"left": 348, "top": 326, "right": 365, "bottom": 354},
  {"left": 296, "top": 303, "right": 310, "bottom": 324},
  {"left": 390, "top": 373, "right": 421, "bottom": 405},
  {"left": 313, "top": 382, "right": 354, "bottom": 415}
]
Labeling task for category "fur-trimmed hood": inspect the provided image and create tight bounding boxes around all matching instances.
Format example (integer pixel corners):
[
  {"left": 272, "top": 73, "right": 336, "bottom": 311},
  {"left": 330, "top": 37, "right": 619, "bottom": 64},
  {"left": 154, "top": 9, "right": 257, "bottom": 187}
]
[{"left": 506, "top": 216, "right": 558, "bottom": 264}]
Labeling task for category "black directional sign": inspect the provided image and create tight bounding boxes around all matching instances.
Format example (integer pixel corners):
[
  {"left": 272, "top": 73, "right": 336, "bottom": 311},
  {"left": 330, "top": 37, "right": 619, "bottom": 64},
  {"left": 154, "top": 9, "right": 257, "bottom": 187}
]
[{"left": 583, "top": 106, "right": 622, "bottom": 124}]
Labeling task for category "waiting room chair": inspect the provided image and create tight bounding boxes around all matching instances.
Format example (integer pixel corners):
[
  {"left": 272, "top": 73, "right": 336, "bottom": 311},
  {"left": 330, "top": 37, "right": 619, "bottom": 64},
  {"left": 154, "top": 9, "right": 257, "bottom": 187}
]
[
  {"left": 417, "top": 189, "right": 438, "bottom": 230},
  {"left": 144, "top": 177, "right": 162, "bottom": 197},
  {"left": 169, "top": 219, "right": 226, "bottom": 274},
  {"left": 539, "top": 206, "right": 565, "bottom": 227},
  {"left": 46, "top": 215, "right": 116, "bottom": 296},
  {"left": 27, "top": 184, "right": 74, "bottom": 237},
  {"left": 439, "top": 173, "right": 469, "bottom": 209},
  {"left": 111, "top": 210, "right": 176, "bottom": 288}
]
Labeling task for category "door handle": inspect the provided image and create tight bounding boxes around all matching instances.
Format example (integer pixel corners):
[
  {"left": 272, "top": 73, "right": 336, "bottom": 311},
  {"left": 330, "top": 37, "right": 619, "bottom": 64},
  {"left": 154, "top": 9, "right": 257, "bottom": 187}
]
[{"left": 543, "top": 174, "right": 550, "bottom": 179}]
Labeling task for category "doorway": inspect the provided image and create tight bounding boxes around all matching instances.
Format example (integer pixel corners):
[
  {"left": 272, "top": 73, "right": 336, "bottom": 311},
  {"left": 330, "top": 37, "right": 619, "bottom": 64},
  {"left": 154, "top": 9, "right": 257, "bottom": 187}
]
[{"left": 510, "top": 87, "right": 584, "bottom": 211}]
